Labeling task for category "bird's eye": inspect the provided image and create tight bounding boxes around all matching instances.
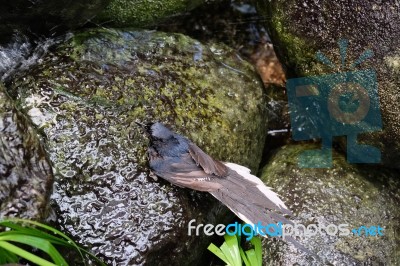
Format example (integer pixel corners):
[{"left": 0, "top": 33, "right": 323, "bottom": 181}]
[{"left": 153, "top": 137, "right": 164, "bottom": 142}]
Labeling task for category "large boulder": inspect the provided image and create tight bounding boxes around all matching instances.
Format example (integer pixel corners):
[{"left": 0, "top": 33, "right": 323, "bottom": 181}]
[
  {"left": 96, "top": 0, "right": 205, "bottom": 27},
  {"left": 256, "top": 0, "right": 400, "bottom": 169},
  {"left": 0, "top": 83, "right": 53, "bottom": 220},
  {"left": 260, "top": 144, "right": 400, "bottom": 265},
  {"left": 8, "top": 28, "right": 267, "bottom": 264}
]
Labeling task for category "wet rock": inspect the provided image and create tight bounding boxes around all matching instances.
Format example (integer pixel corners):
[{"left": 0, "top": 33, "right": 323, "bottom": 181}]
[
  {"left": 260, "top": 144, "right": 400, "bottom": 265},
  {"left": 157, "top": 0, "right": 270, "bottom": 58},
  {"left": 0, "top": 83, "right": 53, "bottom": 220},
  {"left": 256, "top": 0, "right": 400, "bottom": 169},
  {"left": 0, "top": 35, "right": 60, "bottom": 82},
  {"left": 8, "top": 29, "right": 267, "bottom": 265},
  {"left": 155, "top": 0, "right": 290, "bottom": 156},
  {"left": 96, "top": 0, "right": 205, "bottom": 28},
  {"left": 0, "top": 0, "right": 109, "bottom": 43},
  {"left": 156, "top": 0, "right": 287, "bottom": 89}
]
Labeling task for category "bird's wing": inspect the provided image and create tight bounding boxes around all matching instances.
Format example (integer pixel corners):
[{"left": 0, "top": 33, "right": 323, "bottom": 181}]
[
  {"left": 151, "top": 153, "right": 224, "bottom": 192},
  {"left": 209, "top": 163, "right": 315, "bottom": 256},
  {"left": 211, "top": 162, "right": 292, "bottom": 217},
  {"left": 187, "top": 142, "right": 228, "bottom": 177}
]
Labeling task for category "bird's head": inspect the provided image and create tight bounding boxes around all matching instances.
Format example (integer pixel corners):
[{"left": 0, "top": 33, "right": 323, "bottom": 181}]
[{"left": 136, "top": 121, "right": 174, "bottom": 141}]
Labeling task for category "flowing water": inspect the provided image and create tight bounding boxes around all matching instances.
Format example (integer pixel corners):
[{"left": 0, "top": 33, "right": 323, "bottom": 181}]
[{"left": 0, "top": 33, "right": 60, "bottom": 82}]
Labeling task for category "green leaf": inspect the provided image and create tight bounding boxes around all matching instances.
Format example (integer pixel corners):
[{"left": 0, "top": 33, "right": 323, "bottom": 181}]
[
  {"left": 219, "top": 242, "right": 234, "bottom": 265},
  {"left": 221, "top": 235, "right": 241, "bottom": 266},
  {"left": 207, "top": 243, "right": 230, "bottom": 265},
  {"left": 0, "top": 246, "right": 19, "bottom": 264},
  {"left": 208, "top": 224, "right": 265, "bottom": 266},
  {"left": 245, "top": 249, "right": 258, "bottom": 266},
  {"left": 1, "top": 219, "right": 79, "bottom": 249},
  {"left": 0, "top": 230, "right": 68, "bottom": 247},
  {"left": 0, "top": 234, "right": 68, "bottom": 265},
  {"left": 0, "top": 218, "right": 107, "bottom": 266},
  {"left": 208, "top": 235, "right": 242, "bottom": 266},
  {"left": 250, "top": 237, "right": 262, "bottom": 266},
  {"left": 239, "top": 246, "right": 250, "bottom": 266},
  {"left": 0, "top": 241, "right": 56, "bottom": 266}
]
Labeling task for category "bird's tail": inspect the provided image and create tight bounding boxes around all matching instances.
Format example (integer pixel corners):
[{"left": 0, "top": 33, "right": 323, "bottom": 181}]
[{"left": 210, "top": 162, "right": 313, "bottom": 256}]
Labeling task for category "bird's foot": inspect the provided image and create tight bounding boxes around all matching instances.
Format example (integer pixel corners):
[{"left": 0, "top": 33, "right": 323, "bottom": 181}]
[{"left": 149, "top": 170, "right": 158, "bottom": 181}]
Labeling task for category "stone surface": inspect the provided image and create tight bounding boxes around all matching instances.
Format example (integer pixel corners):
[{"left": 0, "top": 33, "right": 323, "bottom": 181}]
[
  {"left": 0, "top": 83, "right": 53, "bottom": 220},
  {"left": 260, "top": 144, "right": 400, "bottom": 265},
  {"left": 96, "top": 0, "right": 204, "bottom": 27},
  {"left": 257, "top": 0, "right": 400, "bottom": 169},
  {"left": 157, "top": 0, "right": 269, "bottom": 57},
  {"left": 0, "top": 0, "right": 109, "bottom": 43},
  {"left": 8, "top": 29, "right": 267, "bottom": 265}
]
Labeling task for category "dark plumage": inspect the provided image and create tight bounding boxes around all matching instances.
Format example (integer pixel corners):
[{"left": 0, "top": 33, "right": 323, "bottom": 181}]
[
  {"left": 138, "top": 122, "right": 313, "bottom": 255},
  {"left": 138, "top": 121, "right": 290, "bottom": 218}
]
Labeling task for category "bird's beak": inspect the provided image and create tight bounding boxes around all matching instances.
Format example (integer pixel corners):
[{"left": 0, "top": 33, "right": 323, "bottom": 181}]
[
  {"left": 135, "top": 121, "right": 150, "bottom": 135},
  {"left": 135, "top": 121, "right": 146, "bottom": 128}
]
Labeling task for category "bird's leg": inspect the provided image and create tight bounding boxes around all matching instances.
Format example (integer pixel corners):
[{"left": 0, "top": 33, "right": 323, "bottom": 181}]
[
  {"left": 147, "top": 147, "right": 159, "bottom": 181},
  {"left": 147, "top": 146, "right": 159, "bottom": 161},
  {"left": 148, "top": 170, "right": 158, "bottom": 181}
]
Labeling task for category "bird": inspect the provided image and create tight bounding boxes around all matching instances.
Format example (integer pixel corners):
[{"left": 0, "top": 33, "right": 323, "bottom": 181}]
[{"left": 136, "top": 121, "right": 313, "bottom": 255}]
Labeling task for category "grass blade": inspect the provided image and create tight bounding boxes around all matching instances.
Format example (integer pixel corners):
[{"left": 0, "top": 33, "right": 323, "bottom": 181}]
[
  {"left": 0, "top": 241, "right": 56, "bottom": 266},
  {"left": 0, "top": 246, "right": 19, "bottom": 263},
  {"left": 245, "top": 249, "right": 258, "bottom": 266},
  {"left": 223, "top": 234, "right": 241, "bottom": 266},
  {"left": 0, "top": 218, "right": 106, "bottom": 266},
  {"left": 239, "top": 245, "right": 250, "bottom": 266},
  {"left": 0, "top": 234, "right": 68, "bottom": 265},
  {"left": 207, "top": 243, "right": 230, "bottom": 265},
  {"left": 1, "top": 219, "right": 79, "bottom": 249},
  {"left": 250, "top": 237, "right": 262, "bottom": 266},
  {"left": 219, "top": 242, "right": 234, "bottom": 265},
  {"left": 0, "top": 230, "right": 68, "bottom": 247}
]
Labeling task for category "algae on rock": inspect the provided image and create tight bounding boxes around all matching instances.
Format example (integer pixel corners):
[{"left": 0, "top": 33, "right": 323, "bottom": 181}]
[
  {"left": 0, "top": 83, "right": 53, "bottom": 220},
  {"left": 257, "top": 0, "right": 400, "bottom": 169},
  {"left": 260, "top": 144, "right": 400, "bottom": 265},
  {"left": 9, "top": 29, "right": 268, "bottom": 265},
  {"left": 96, "top": 0, "right": 205, "bottom": 27}
]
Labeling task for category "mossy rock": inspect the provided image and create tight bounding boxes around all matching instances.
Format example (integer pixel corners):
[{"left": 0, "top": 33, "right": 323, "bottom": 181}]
[
  {"left": 96, "top": 0, "right": 205, "bottom": 27},
  {"left": 0, "top": 0, "right": 109, "bottom": 43},
  {"left": 8, "top": 28, "right": 267, "bottom": 264},
  {"left": 0, "top": 83, "right": 53, "bottom": 220},
  {"left": 260, "top": 144, "right": 400, "bottom": 265},
  {"left": 256, "top": 0, "right": 400, "bottom": 169}
]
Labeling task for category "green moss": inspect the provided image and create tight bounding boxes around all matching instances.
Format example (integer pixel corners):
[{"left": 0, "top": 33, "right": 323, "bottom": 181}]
[
  {"left": 0, "top": 84, "right": 53, "bottom": 220},
  {"left": 96, "top": 0, "right": 204, "bottom": 27},
  {"left": 257, "top": 0, "right": 400, "bottom": 169},
  {"left": 260, "top": 144, "right": 400, "bottom": 265},
  {"left": 8, "top": 29, "right": 268, "bottom": 263},
  {"left": 258, "top": 0, "right": 320, "bottom": 77}
]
